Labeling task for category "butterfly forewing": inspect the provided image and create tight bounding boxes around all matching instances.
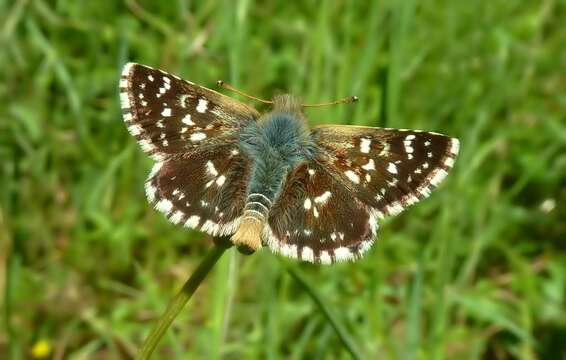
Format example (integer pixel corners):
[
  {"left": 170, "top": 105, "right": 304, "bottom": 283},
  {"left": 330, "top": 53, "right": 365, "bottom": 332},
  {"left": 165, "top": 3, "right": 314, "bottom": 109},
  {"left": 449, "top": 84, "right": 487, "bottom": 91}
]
[
  {"left": 120, "top": 63, "right": 259, "bottom": 160},
  {"left": 312, "top": 125, "right": 459, "bottom": 218}
]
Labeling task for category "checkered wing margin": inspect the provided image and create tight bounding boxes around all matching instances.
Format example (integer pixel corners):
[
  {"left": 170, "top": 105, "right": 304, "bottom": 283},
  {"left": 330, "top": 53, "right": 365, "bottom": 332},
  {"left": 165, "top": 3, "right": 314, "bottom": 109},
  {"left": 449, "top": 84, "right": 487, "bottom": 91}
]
[
  {"left": 265, "top": 125, "right": 459, "bottom": 264},
  {"left": 119, "top": 63, "right": 259, "bottom": 160}
]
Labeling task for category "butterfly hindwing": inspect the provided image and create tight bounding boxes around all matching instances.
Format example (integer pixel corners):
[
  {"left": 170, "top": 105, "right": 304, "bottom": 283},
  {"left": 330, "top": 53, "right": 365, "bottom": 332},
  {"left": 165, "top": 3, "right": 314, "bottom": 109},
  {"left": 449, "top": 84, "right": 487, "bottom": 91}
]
[
  {"left": 120, "top": 63, "right": 259, "bottom": 160},
  {"left": 146, "top": 144, "right": 252, "bottom": 236},
  {"left": 265, "top": 161, "right": 378, "bottom": 264}
]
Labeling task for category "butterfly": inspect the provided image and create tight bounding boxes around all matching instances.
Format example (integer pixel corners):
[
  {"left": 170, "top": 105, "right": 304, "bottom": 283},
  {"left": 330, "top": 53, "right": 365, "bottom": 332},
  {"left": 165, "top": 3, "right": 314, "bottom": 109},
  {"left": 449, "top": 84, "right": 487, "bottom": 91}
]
[{"left": 120, "top": 63, "right": 459, "bottom": 264}]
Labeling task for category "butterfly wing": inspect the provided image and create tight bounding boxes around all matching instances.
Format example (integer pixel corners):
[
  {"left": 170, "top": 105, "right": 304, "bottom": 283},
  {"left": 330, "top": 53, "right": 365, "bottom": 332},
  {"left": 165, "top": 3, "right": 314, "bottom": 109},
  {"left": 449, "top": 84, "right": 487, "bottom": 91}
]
[
  {"left": 264, "top": 161, "right": 378, "bottom": 264},
  {"left": 145, "top": 144, "right": 251, "bottom": 236},
  {"left": 120, "top": 63, "right": 258, "bottom": 235},
  {"left": 311, "top": 125, "right": 459, "bottom": 217},
  {"left": 120, "top": 63, "right": 259, "bottom": 160},
  {"left": 265, "top": 125, "right": 459, "bottom": 264}
]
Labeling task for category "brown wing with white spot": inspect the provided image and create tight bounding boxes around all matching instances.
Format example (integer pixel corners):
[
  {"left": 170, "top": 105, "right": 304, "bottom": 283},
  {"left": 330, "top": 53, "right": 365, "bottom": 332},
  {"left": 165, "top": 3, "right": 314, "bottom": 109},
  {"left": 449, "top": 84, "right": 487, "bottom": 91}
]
[
  {"left": 264, "top": 161, "right": 378, "bottom": 264},
  {"left": 146, "top": 144, "right": 252, "bottom": 236},
  {"left": 311, "top": 125, "right": 459, "bottom": 218},
  {"left": 120, "top": 63, "right": 259, "bottom": 160}
]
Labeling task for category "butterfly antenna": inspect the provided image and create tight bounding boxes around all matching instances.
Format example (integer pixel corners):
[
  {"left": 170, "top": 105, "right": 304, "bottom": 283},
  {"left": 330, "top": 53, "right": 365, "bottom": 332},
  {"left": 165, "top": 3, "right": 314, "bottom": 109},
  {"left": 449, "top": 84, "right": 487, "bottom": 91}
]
[
  {"left": 302, "top": 96, "right": 359, "bottom": 108},
  {"left": 217, "top": 80, "right": 273, "bottom": 105}
]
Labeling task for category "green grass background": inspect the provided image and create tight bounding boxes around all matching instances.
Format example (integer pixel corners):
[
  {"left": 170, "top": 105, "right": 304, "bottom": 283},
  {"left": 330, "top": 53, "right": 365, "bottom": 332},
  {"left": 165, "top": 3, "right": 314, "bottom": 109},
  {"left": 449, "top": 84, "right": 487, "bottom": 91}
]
[{"left": 1, "top": 0, "right": 565, "bottom": 358}]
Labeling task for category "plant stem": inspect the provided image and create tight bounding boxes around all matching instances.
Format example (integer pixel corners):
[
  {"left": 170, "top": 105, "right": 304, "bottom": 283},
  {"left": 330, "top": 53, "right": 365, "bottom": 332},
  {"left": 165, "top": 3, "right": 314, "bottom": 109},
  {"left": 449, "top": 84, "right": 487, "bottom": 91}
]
[
  {"left": 285, "top": 264, "right": 363, "bottom": 360},
  {"left": 137, "top": 240, "right": 230, "bottom": 359}
]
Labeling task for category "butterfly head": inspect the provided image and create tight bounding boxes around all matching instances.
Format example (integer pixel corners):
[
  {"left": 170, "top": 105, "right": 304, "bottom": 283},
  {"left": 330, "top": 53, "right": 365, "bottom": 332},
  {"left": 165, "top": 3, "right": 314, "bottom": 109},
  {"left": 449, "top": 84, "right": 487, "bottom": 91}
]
[{"left": 271, "top": 94, "right": 304, "bottom": 114}]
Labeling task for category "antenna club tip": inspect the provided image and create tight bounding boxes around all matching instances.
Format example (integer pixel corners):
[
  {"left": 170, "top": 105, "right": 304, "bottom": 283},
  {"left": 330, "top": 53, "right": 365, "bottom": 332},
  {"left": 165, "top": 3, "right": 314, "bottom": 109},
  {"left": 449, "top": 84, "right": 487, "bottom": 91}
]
[
  {"left": 351, "top": 96, "right": 359, "bottom": 102},
  {"left": 216, "top": 80, "right": 224, "bottom": 87}
]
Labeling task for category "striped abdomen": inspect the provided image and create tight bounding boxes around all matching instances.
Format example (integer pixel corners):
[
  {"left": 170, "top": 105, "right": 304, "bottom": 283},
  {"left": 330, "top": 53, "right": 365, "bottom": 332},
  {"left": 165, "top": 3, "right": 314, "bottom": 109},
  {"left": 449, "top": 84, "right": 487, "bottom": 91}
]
[{"left": 231, "top": 193, "right": 273, "bottom": 250}]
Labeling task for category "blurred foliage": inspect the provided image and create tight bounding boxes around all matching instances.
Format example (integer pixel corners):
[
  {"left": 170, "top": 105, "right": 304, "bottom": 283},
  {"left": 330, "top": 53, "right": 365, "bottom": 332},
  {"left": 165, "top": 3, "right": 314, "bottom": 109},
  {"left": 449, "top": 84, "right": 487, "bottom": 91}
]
[{"left": 0, "top": 0, "right": 564, "bottom": 358}]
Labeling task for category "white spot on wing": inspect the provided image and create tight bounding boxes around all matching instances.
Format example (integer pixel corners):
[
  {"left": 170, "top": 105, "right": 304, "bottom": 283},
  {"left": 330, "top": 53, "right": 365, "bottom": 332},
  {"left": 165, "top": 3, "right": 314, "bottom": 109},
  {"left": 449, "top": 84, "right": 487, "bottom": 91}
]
[
  {"left": 216, "top": 175, "right": 226, "bottom": 186},
  {"left": 149, "top": 162, "right": 163, "bottom": 179},
  {"left": 206, "top": 161, "right": 218, "bottom": 176},
  {"left": 301, "top": 247, "right": 314, "bottom": 262},
  {"left": 184, "top": 215, "right": 200, "bottom": 228},
  {"left": 360, "top": 138, "right": 371, "bottom": 153},
  {"left": 304, "top": 198, "right": 312, "bottom": 209},
  {"left": 362, "top": 159, "right": 375, "bottom": 171},
  {"left": 359, "top": 240, "right": 374, "bottom": 254},
  {"left": 121, "top": 62, "right": 134, "bottom": 78},
  {"left": 280, "top": 244, "right": 298, "bottom": 258},
  {"left": 128, "top": 124, "right": 143, "bottom": 136},
  {"left": 344, "top": 170, "right": 360, "bottom": 184},
  {"left": 379, "top": 143, "right": 390, "bottom": 156},
  {"left": 335, "top": 247, "right": 352, "bottom": 262},
  {"left": 387, "top": 162, "right": 398, "bottom": 174},
  {"left": 450, "top": 138, "right": 460, "bottom": 155},
  {"left": 138, "top": 139, "right": 155, "bottom": 153},
  {"left": 196, "top": 99, "right": 208, "bottom": 113},
  {"left": 170, "top": 211, "right": 184, "bottom": 224},
  {"left": 182, "top": 114, "right": 194, "bottom": 125},
  {"left": 319, "top": 251, "right": 332, "bottom": 264},
  {"left": 386, "top": 202, "right": 404, "bottom": 216},
  {"left": 190, "top": 132, "right": 206, "bottom": 141},
  {"left": 156, "top": 199, "right": 173, "bottom": 214},
  {"left": 202, "top": 220, "right": 220, "bottom": 234},
  {"left": 120, "top": 92, "right": 130, "bottom": 109},
  {"left": 161, "top": 108, "right": 172, "bottom": 117},
  {"left": 430, "top": 169, "right": 448, "bottom": 186},
  {"left": 314, "top": 191, "right": 332, "bottom": 205},
  {"left": 144, "top": 181, "right": 157, "bottom": 202}
]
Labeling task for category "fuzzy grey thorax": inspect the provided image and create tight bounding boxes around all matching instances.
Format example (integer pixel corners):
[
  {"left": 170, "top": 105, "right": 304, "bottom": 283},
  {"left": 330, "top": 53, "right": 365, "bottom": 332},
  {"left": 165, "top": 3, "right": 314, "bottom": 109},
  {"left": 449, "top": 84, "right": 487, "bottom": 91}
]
[{"left": 238, "top": 94, "right": 317, "bottom": 209}]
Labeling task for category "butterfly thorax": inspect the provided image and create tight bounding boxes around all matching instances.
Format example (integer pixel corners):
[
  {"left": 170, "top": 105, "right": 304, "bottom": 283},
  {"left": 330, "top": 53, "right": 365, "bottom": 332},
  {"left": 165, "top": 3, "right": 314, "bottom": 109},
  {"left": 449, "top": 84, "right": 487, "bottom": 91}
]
[{"left": 232, "top": 94, "right": 317, "bottom": 250}]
